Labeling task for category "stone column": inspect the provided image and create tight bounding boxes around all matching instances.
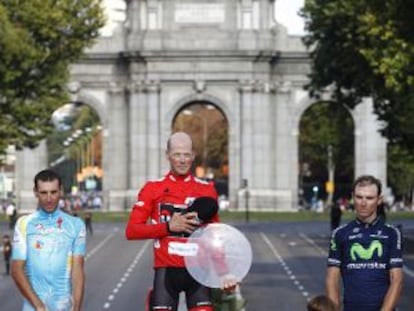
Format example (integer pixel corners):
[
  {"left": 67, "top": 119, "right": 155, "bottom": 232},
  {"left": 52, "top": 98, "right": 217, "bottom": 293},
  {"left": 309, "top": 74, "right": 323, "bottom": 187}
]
[
  {"left": 126, "top": 0, "right": 141, "bottom": 33},
  {"left": 249, "top": 80, "right": 282, "bottom": 210},
  {"left": 273, "top": 81, "right": 295, "bottom": 210},
  {"left": 145, "top": 80, "right": 162, "bottom": 180},
  {"left": 127, "top": 80, "right": 148, "bottom": 207},
  {"left": 238, "top": 80, "right": 254, "bottom": 210},
  {"left": 142, "top": 0, "right": 163, "bottom": 49},
  {"left": 353, "top": 97, "right": 387, "bottom": 185},
  {"left": 15, "top": 140, "right": 48, "bottom": 212},
  {"left": 252, "top": 81, "right": 273, "bottom": 189},
  {"left": 125, "top": 0, "right": 142, "bottom": 51},
  {"left": 228, "top": 89, "right": 242, "bottom": 210},
  {"left": 239, "top": 80, "right": 254, "bottom": 183},
  {"left": 104, "top": 82, "right": 128, "bottom": 210}
]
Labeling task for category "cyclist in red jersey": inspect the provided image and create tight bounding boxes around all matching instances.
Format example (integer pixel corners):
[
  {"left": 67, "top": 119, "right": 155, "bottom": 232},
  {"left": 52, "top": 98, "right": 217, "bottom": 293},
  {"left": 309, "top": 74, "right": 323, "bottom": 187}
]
[{"left": 126, "top": 132, "right": 236, "bottom": 311}]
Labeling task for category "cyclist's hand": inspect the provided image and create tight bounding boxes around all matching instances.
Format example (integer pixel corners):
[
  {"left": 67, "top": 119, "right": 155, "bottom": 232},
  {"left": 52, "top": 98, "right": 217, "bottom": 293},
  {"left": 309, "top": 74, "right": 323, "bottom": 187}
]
[
  {"left": 35, "top": 305, "right": 49, "bottom": 311},
  {"left": 168, "top": 212, "right": 200, "bottom": 234},
  {"left": 220, "top": 274, "right": 239, "bottom": 293}
]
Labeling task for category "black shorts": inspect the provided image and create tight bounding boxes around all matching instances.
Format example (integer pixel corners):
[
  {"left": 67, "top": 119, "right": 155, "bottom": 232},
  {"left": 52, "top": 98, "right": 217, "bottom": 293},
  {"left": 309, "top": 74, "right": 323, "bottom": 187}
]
[{"left": 151, "top": 267, "right": 212, "bottom": 310}]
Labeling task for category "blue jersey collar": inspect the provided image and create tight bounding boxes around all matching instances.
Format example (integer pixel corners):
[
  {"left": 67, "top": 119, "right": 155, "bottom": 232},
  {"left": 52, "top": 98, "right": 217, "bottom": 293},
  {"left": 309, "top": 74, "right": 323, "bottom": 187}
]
[
  {"left": 355, "top": 216, "right": 383, "bottom": 228},
  {"left": 37, "top": 206, "right": 60, "bottom": 218}
]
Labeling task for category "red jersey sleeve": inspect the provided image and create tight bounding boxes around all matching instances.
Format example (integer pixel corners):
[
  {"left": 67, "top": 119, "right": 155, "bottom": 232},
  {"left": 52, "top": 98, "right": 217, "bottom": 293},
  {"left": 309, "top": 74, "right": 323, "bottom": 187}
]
[{"left": 125, "top": 183, "right": 169, "bottom": 240}]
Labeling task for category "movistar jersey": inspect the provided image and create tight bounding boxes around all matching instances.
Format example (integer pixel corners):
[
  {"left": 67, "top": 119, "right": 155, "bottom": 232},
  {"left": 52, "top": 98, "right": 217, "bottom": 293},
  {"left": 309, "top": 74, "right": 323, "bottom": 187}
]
[
  {"left": 327, "top": 217, "right": 403, "bottom": 311},
  {"left": 12, "top": 208, "right": 86, "bottom": 311}
]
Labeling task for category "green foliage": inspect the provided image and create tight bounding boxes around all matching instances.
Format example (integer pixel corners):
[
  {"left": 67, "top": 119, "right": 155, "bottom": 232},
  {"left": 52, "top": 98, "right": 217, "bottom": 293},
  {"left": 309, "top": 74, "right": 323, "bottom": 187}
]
[
  {"left": 47, "top": 103, "right": 101, "bottom": 192},
  {"left": 299, "top": 101, "right": 354, "bottom": 197},
  {"left": 48, "top": 104, "right": 100, "bottom": 163},
  {"left": 73, "top": 104, "right": 101, "bottom": 130},
  {"left": 173, "top": 103, "right": 228, "bottom": 178},
  {"left": 301, "top": 0, "right": 414, "bottom": 147},
  {"left": 206, "top": 117, "right": 228, "bottom": 174},
  {"left": 211, "top": 288, "right": 246, "bottom": 311},
  {"left": 0, "top": 0, "right": 105, "bottom": 154},
  {"left": 387, "top": 143, "right": 414, "bottom": 201}
]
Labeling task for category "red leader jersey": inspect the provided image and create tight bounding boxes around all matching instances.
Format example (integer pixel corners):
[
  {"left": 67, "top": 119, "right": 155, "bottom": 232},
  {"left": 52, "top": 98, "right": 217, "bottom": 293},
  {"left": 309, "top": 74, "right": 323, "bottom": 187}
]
[{"left": 125, "top": 171, "right": 219, "bottom": 268}]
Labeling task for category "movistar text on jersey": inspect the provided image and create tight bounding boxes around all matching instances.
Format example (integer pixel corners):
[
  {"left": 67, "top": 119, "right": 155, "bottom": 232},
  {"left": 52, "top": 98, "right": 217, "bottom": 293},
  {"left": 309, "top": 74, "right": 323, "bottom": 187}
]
[{"left": 346, "top": 262, "right": 386, "bottom": 269}]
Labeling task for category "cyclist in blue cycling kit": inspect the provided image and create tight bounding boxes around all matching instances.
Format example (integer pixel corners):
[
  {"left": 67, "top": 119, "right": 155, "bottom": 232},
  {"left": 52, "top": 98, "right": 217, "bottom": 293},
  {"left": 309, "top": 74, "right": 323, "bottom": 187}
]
[
  {"left": 326, "top": 175, "right": 403, "bottom": 311},
  {"left": 11, "top": 169, "right": 86, "bottom": 311}
]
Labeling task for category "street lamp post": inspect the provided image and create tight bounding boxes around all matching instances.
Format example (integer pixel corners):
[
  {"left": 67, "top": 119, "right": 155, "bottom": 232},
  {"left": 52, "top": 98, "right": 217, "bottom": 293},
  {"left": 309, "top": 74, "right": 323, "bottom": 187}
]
[
  {"left": 326, "top": 144, "right": 335, "bottom": 207},
  {"left": 64, "top": 125, "right": 103, "bottom": 192},
  {"left": 88, "top": 125, "right": 102, "bottom": 168}
]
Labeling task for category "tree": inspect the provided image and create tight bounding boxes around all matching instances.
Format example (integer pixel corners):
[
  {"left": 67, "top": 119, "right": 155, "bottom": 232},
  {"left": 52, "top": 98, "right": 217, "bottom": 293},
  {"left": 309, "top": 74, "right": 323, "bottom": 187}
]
[
  {"left": 47, "top": 103, "right": 102, "bottom": 193},
  {"left": 299, "top": 101, "right": 354, "bottom": 205},
  {"left": 301, "top": 0, "right": 414, "bottom": 148},
  {"left": 206, "top": 118, "right": 228, "bottom": 179},
  {"left": 387, "top": 144, "right": 414, "bottom": 205},
  {"left": 0, "top": 0, "right": 105, "bottom": 155},
  {"left": 173, "top": 103, "right": 228, "bottom": 179}
]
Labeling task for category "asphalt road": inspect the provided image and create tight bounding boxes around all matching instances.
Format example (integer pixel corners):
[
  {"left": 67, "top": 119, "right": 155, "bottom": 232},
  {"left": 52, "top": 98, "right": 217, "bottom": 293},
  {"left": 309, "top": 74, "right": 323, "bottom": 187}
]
[{"left": 1, "top": 219, "right": 414, "bottom": 311}]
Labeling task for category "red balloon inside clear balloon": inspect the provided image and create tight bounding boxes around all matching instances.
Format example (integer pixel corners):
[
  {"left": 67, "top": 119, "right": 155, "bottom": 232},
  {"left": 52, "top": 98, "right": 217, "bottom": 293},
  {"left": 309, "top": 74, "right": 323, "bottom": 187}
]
[{"left": 184, "top": 223, "right": 252, "bottom": 288}]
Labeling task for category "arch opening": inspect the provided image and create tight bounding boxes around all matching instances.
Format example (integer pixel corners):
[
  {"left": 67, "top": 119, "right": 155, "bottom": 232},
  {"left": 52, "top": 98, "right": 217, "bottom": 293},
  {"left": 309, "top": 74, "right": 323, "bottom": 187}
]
[
  {"left": 298, "top": 100, "right": 355, "bottom": 209},
  {"left": 48, "top": 102, "right": 104, "bottom": 211},
  {"left": 172, "top": 101, "right": 229, "bottom": 200}
]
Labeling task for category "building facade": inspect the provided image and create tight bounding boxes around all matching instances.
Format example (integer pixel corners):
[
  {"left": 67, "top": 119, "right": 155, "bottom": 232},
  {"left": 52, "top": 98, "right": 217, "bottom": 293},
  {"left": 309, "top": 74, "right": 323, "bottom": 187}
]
[{"left": 15, "top": 0, "right": 387, "bottom": 211}]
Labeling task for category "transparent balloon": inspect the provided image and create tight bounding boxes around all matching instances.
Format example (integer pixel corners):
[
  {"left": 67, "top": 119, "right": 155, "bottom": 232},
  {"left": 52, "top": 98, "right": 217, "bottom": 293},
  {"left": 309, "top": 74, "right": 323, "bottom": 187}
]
[{"left": 184, "top": 223, "right": 252, "bottom": 288}]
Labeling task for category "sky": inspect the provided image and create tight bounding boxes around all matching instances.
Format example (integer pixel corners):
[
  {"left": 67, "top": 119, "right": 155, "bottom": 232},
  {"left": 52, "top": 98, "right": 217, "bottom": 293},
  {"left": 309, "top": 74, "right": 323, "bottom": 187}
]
[
  {"left": 102, "top": 0, "right": 306, "bottom": 36},
  {"left": 275, "top": 0, "right": 305, "bottom": 35}
]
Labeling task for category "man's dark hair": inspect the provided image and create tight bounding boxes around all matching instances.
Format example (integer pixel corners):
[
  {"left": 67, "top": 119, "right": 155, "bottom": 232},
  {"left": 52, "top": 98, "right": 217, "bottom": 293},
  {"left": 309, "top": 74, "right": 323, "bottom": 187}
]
[
  {"left": 352, "top": 175, "right": 382, "bottom": 196},
  {"left": 34, "top": 169, "right": 62, "bottom": 190}
]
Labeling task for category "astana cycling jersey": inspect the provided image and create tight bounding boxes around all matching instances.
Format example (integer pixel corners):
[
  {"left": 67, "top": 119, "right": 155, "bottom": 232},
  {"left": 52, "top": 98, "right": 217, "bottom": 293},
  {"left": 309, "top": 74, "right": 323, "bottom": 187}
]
[
  {"left": 12, "top": 208, "right": 86, "bottom": 311},
  {"left": 327, "top": 217, "right": 403, "bottom": 311}
]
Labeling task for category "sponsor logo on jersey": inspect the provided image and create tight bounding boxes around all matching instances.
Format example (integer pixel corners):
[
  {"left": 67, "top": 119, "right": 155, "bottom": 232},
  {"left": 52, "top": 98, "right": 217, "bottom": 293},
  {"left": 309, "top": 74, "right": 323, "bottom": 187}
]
[
  {"left": 350, "top": 240, "right": 383, "bottom": 261},
  {"left": 390, "top": 258, "right": 403, "bottom": 264},
  {"left": 136, "top": 201, "right": 145, "bottom": 207},
  {"left": 35, "top": 240, "right": 44, "bottom": 249},
  {"left": 35, "top": 224, "right": 62, "bottom": 235},
  {"left": 168, "top": 241, "right": 199, "bottom": 256},
  {"left": 57, "top": 217, "right": 63, "bottom": 229},
  {"left": 369, "top": 230, "right": 389, "bottom": 239},
  {"left": 330, "top": 239, "right": 337, "bottom": 251},
  {"left": 346, "top": 262, "right": 386, "bottom": 269},
  {"left": 348, "top": 233, "right": 363, "bottom": 240}
]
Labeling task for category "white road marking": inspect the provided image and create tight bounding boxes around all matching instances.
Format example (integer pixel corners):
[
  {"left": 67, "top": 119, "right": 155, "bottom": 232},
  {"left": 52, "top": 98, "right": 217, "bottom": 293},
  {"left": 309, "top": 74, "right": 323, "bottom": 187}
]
[
  {"left": 85, "top": 227, "right": 119, "bottom": 261},
  {"left": 260, "top": 232, "right": 311, "bottom": 302},
  {"left": 300, "top": 233, "right": 327, "bottom": 256},
  {"left": 102, "top": 240, "right": 151, "bottom": 309},
  {"left": 403, "top": 266, "right": 414, "bottom": 278}
]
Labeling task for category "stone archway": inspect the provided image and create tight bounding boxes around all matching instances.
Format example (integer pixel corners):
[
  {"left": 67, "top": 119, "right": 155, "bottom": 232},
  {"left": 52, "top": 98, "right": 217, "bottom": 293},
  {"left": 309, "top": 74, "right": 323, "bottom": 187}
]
[
  {"left": 15, "top": 0, "right": 389, "bottom": 212},
  {"left": 172, "top": 102, "right": 229, "bottom": 195},
  {"left": 292, "top": 94, "right": 388, "bottom": 200},
  {"left": 297, "top": 100, "right": 354, "bottom": 207},
  {"left": 165, "top": 92, "right": 240, "bottom": 209}
]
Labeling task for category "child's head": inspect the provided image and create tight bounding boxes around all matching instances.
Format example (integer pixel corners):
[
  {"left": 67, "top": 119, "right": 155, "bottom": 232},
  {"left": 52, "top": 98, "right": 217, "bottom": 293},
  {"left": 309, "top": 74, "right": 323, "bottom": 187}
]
[
  {"left": 3, "top": 234, "right": 10, "bottom": 243},
  {"left": 307, "top": 295, "right": 337, "bottom": 311}
]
